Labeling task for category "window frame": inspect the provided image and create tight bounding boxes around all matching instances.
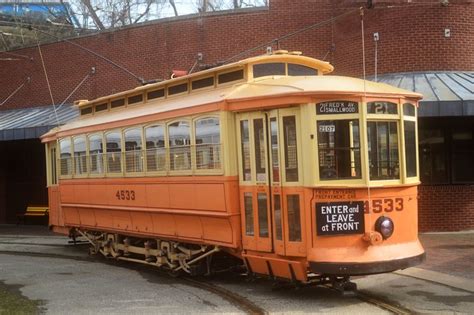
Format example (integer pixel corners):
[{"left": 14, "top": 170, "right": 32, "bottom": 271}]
[
  {"left": 123, "top": 126, "right": 145, "bottom": 176},
  {"left": 193, "top": 115, "right": 223, "bottom": 175},
  {"left": 402, "top": 102, "right": 419, "bottom": 184},
  {"left": 87, "top": 132, "right": 105, "bottom": 178},
  {"left": 72, "top": 135, "right": 88, "bottom": 178},
  {"left": 144, "top": 123, "right": 168, "bottom": 176},
  {"left": 167, "top": 119, "right": 193, "bottom": 175},
  {"left": 313, "top": 98, "right": 365, "bottom": 186},
  {"left": 104, "top": 130, "right": 124, "bottom": 176},
  {"left": 59, "top": 137, "right": 73, "bottom": 179},
  {"left": 217, "top": 67, "right": 246, "bottom": 86}
]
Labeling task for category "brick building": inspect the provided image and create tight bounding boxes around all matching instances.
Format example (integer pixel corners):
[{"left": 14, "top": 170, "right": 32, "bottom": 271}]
[{"left": 0, "top": 0, "right": 473, "bottom": 231}]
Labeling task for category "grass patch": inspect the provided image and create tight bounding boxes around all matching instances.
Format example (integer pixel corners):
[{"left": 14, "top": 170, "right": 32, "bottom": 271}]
[{"left": 0, "top": 282, "right": 42, "bottom": 315}]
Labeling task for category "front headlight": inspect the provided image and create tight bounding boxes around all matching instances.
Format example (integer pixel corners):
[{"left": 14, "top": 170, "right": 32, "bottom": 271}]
[{"left": 375, "top": 216, "right": 394, "bottom": 240}]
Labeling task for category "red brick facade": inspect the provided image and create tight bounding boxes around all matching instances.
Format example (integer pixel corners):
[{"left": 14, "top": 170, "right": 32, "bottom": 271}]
[
  {"left": 1, "top": 0, "right": 473, "bottom": 231},
  {"left": 419, "top": 185, "right": 474, "bottom": 232},
  {"left": 1, "top": 1, "right": 473, "bottom": 110}
]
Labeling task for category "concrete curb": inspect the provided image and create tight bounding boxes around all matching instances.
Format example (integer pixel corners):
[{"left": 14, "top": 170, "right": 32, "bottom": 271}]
[{"left": 395, "top": 267, "right": 474, "bottom": 293}]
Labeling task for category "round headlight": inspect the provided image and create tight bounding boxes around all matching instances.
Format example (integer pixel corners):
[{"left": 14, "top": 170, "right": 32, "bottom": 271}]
[{"left": 375, "top": 216, "right": 394, "bottom": 240}]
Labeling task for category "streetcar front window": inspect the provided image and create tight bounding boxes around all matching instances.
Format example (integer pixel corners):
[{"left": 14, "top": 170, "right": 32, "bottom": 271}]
[
  {"left": 404, "top": 121, "right": 417, "bottom": 177},
  {"left": 367, "top": 101, "right": 398, "bottom": 115},
  {"left": 367, "top": 121, "right": 399, "bottom": 180},
  {"left": 317, "top": 120, "right": 361, "bottom": 180}
]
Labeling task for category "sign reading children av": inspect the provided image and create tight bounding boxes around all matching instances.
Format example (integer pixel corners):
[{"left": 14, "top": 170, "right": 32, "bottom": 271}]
[{"left": 316, "top": 201, "right": 365, "bottom": 235}]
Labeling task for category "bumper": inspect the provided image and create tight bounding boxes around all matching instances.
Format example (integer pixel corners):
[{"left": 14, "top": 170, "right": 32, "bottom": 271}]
[{"left": 310, "top": 252, "right": 426, "bottom": 276}]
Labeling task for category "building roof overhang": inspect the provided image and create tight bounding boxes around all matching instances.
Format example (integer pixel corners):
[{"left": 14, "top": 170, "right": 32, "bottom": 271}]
[
  {"left": 374, "top": 71, "right": 474, "bottom": 117},
  {"left": 0, "top": 104, "right": 78, "bottom": 141}
]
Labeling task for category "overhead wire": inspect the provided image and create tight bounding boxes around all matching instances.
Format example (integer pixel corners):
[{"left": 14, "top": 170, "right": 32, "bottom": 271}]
[
  {"left": 221, "top": 7, "right": 361, "bottom": 65},
  {"left": 0, "top": 47, "right": 33, "bottom": 60},
  {"left": 360, "top": 7, "right": 373, "bottom": 228},
  {"left": 0, "top": 20, "right": 144, "bottom": 84},
  {"left": 55, "top": 68, "right": 95, "bottom": 112},
  {"left": 35, "top": 30, "right": 60, "bottom": 126},
  {"left": 0, "top": 77, "right": 30, "bottom": 107}
]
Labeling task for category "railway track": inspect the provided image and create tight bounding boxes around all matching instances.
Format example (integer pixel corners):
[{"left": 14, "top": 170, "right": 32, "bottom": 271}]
[
  {"left": 1, "top": 241, "right": 465, "bottom": 315},
  {"left": 355, "top": 291, "right": 413, "bottom": 315},
  {"left": 0, "top": 248, "right": 266, "bottom": 315}
]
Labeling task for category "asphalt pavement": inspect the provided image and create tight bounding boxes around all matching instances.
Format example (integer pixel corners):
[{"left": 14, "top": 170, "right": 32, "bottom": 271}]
[{"left": 0, "top": 224, "right": 472, "bottom": 314}]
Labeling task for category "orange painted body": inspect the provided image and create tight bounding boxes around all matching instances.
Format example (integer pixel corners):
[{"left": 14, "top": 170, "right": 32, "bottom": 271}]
[
  {"left": 49, "top": 176, "right": 242, "bottom": 248},
  {"left": 48, "top": 180, "right": 423, "bottom": 282}
]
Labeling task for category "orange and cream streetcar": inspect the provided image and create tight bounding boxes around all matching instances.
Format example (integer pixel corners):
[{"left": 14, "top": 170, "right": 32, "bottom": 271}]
[{"left": 42, "top": 51, "right": 425, "bottom": 290}]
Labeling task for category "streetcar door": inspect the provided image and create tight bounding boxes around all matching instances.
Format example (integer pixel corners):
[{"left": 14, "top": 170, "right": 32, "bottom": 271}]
[
  {"left": 237, "top": 112, "right": 273, "bottom": 253},
  {"left": 237, "top": 108, "right": 304, "bottom": 256},
  {"left": 276, "top": 108, "right": 305, "bottom": 257},
  {"left": 267, "top": 111, "right": 285, "bottom": 256}
]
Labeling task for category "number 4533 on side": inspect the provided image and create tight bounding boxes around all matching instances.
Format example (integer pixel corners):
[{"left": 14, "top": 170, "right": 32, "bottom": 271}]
[
  {"left": 364, "top": 198, "right": 404, "bottom": 213},
  {"left": 116, "top": 190, "right": 136, "bottom": 201}
]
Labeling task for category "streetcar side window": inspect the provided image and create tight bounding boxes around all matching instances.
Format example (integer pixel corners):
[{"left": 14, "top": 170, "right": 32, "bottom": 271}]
[
  {"left": 257, "top": 193, "right": 269, "bottom": 238},
  {"left": 195, "top": 117, "right": 221, "bottom": 170},
  {"left": 288, "top": 63, "right": 317, "bottom": 76},
  {"left": 404, "top": 121, "right": 417, "bottom": 177},
  {"left": 317, "top": 120, "right": 361, "bottom": 180},
  {"left": 240, "top": 120, "right": 251, "bottom": 181},
  {"left": 106, "top": 132, "right": 122, "bottom": 173},
  {"left": 270, "top": 117, "right": 280, "bottom": 182},
  {"left": 73, "top": 136, "right": 87, "bottom": 175},
  {"left": 244, "top": 193, "right": 254, "bottom": 236},
  {"left": 253, "top": 63, "right": 285, "bottom": 78},
  {"left": 145, "top": 125, "right": 166, "bottom": 172},
  {"left": 283, "top": 116, "right": 298, "bottom": 182},
  {"left": 124, "top": 128, "right": 143, "bottom": 173},
  {"left": 274, "top": 195, "right": 282, "bottom": 240},
  {"left": 287, "top": 195, "right": 302, "bottom": 242},
  {"left": 367, "top": 121, "right": 399, "bottom": 180},
  {"left": 88, "top": 133, "right": 104, "bottom": 175},
  {"left": 50, "top": 145, "right": 57, "bottom": 185},
  {"left": 168, "top": 121, "right": 191, "bottom": 171},
  {"left": 254, "top": 118, "right": 267, "bottom": 182},
  {"left": 59, "top": 138, "right": 72, "bottom": 176}
]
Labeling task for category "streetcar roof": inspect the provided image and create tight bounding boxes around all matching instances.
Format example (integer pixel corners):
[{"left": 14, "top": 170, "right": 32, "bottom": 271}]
[
  {"left": 73, "top": 52, "right": 334, "bottom": 109},
  {"left": 41, "top": 74, "right": 422, "bottom": 140}
]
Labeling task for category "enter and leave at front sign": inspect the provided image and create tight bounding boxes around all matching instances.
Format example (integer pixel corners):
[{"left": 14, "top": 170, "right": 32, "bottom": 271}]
[{"left": 316, "top": 201, "right": 365, "bottom": 236}]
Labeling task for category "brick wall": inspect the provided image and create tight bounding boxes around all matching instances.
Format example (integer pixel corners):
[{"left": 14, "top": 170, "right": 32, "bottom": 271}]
[
  {"left": 418, "top": 185, "right": 474, "bottom": 232},
  {"left": 1, "top": 0, "right": 474, "bottom": 231},
  {"left": 1, "top": 0, "right": 473, "bottom": 110}
]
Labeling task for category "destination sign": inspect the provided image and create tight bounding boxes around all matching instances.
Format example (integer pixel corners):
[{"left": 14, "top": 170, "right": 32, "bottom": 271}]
[
  {"left": 316, "top": 101, "right": 359, "bottom": 115},
  {"left": 316, "top": 201, "right": 365, "bottom": 236}
]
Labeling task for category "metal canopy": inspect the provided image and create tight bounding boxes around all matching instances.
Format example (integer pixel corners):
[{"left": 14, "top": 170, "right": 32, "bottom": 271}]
[
  {"left": 374, "top": 71, "right": 474, "bottom": 117},
  {"left": 0, "top": 104, "right": 79, "bottom": 141}
]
